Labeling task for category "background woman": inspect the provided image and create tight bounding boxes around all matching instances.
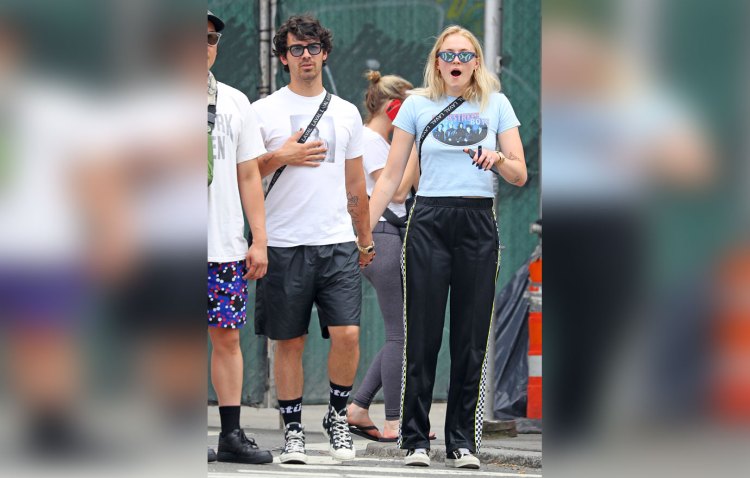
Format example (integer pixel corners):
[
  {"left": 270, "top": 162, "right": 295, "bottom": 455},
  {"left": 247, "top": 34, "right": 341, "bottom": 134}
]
[{"left": 347, "top": 71, "right": 420, "bottom": 442}]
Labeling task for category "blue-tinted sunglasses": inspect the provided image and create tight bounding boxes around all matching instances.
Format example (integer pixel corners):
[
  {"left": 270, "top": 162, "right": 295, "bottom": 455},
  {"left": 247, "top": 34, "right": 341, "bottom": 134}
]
[{"left": 437, "top": 51, "right": 477, "bottom": 63}]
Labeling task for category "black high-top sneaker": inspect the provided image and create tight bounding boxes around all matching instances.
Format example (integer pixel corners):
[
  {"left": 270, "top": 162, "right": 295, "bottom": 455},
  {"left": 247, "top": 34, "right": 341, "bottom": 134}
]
[
  {"left": 280, "top": 423, "right": 307, "bottom": 464},
  {"left": 322, "top": 406, "right": 355, "bottom": 460}
]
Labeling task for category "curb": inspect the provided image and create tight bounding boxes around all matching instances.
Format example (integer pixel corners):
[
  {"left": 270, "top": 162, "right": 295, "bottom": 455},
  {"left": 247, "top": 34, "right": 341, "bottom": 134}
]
[{"left": 364, "top": 441, "right": 542, "bottom": 469}]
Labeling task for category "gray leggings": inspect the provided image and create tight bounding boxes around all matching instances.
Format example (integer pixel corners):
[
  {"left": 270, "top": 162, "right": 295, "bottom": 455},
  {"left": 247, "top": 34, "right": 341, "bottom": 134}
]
[{"left": 352, "top": 222, "right": 405, "bottom": 420}]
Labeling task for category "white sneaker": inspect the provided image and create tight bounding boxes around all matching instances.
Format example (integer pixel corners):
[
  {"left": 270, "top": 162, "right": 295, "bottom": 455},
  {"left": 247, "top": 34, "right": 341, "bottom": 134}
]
[
  {"left": 322, "top": 406, "right": 355, "bottom": 461},
  {"left": 280, "top": 423, "right": 307, "bottom": 464},
  {"left": 404, "top": 448, "right": 430, "bottom": 467},
  {"left": 446, "top": 448, "right": 480, "bottom": 469}
]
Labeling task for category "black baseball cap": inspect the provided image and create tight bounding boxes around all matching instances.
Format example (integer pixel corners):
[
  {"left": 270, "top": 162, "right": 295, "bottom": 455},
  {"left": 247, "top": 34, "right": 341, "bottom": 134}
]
[{"left": 208, "top": 10, "right": 225, "bottom": 32}]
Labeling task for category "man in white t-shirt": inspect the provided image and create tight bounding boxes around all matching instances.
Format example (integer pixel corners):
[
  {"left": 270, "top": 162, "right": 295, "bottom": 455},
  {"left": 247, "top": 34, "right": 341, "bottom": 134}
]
[
  {"left": 251, "top": 14, "right": 374, "bottom": 464},
  {"left": 206, "top": 10, "right": 272, "bottom": 465}
]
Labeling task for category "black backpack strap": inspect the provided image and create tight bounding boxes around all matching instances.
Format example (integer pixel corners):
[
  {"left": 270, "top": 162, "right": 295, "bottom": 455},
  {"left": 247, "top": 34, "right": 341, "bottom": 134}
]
[
  {"left": 416, "top": 96, "right": 465, "bottom": 173},
  {"left": 264, "top": 92, "right": 332, "bottom": 198}
]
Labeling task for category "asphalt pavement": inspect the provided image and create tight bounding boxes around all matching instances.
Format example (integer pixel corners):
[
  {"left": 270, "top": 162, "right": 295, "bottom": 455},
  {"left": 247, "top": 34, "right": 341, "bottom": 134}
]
[{"left": 208, "top": 404, "right": 542, "bottom": 477}]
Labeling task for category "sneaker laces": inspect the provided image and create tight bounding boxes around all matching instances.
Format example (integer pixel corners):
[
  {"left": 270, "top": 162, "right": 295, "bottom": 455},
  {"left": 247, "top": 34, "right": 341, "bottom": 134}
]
[
  {"left": 327, "top": 409, "right": 353, "bottom": 449},
  {"left": 238, "top": 430, "right": 260, "bottom": 450},
  {"left": 283, "top": 426, "right": 305, "bottom": 455}
]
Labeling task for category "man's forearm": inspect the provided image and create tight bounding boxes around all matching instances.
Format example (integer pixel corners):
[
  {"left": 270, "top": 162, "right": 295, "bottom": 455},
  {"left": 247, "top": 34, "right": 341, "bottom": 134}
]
[
  {"left": 257, "top": 150, "right": 284, "bottom": 179},
  {"left": 347, "top": 184, "right": 372, "bottom": 245},
  {"left": 238, "top": 165, "right": 267, "bottom": 244}
]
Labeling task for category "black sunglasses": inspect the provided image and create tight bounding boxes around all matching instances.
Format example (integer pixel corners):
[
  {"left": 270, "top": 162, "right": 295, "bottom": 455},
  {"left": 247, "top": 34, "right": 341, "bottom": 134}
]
[
  {"left": 208, "top": 32, "right": 222, "bottom": 46},
  {"left": 288, "top": 43, "right": 323, "bottom": 57},
  {"left": 437, "top": 51, "right": 476, "bottom": 63}
]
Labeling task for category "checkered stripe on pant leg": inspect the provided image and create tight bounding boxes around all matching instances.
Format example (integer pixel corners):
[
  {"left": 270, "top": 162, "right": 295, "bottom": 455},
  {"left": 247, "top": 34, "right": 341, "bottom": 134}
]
[
  {"left": 397, "top": 197, "right": 417, "bottom": 448},
  {"left": 473, "top": 209, "right": 502, "bottom": 452}
]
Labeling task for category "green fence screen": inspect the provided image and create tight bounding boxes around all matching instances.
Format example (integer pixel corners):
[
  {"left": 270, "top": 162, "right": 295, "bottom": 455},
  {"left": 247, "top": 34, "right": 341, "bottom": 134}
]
[{"left": 208, "top": 0, "right": 539, "bottom": 405}]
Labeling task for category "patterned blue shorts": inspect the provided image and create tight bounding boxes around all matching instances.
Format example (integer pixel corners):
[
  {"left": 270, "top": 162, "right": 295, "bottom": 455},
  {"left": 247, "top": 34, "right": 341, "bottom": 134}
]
[{"left": 207, "top": 261, "right": 247, "bottom": 329}]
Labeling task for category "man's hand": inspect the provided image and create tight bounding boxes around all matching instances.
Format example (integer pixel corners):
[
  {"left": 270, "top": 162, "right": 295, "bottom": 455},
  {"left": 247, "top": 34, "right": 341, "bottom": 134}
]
[
  {"left": 277, "top": 129, "right": 327, "bottom": 167},
  {"left": 243, "top": 242, "right": 268, "bottom": 280},
  {"left": 359, "top": 250, "right": 375, "bottom": 269}
]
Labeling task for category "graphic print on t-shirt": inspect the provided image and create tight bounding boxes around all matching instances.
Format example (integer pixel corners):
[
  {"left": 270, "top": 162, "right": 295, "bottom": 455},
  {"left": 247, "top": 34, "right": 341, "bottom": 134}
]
[
  {"left": 290, "top": 115, "right": 336, "bottom": 163},
  {"left": 210, "top": 113, "right": 234, "bottom": 161},
  {"left": 432, "top": 112, "right": 488, "bottom": 147}
]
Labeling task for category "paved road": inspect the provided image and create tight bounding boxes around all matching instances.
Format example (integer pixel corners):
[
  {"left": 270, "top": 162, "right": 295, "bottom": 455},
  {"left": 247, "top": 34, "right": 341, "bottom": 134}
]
[{"left": 208, "top": 428, "right": 542, "bottom": 478}]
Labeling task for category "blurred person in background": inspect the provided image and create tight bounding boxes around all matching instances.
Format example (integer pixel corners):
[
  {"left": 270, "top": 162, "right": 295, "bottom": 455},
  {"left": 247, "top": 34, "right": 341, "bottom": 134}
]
[
  {"left": 0, "top": 6, "right": 95, "bottom": 459},
  {"left": 251, "top": 14, "right": 373, "bottom": 464},
  {"left": 542, "top": 17, "right": 714, "bottom": 448},
  {"left": 368, "top": 25, "right": 526, "bottom": 469},
  {"left": 206, "top": 10, "right": 272, "bottom": 465},
  {"left": 346, "top": 70, "right": 424, "bottom": 442}
]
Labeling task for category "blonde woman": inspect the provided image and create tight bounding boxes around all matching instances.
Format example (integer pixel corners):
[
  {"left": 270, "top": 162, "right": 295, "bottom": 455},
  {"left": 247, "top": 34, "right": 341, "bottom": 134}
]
[
  {"left": 346, "top": 71, "right": 425, "bottom": 442},
  {"left": 368, "top": 26, "right": 527, "bottom": 469}
]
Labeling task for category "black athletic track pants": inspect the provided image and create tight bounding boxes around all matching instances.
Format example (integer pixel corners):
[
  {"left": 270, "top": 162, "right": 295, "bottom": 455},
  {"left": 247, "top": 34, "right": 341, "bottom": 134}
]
[{"left": 399, "top": 196, "right": 500, "bottom": 453}]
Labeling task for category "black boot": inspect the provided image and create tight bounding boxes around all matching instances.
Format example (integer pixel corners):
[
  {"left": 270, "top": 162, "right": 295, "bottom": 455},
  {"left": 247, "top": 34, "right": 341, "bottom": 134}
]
[
  {"left": 217, "top": 429, "right": 273, "bottom": 464},
  {"left": 208, "top": 447, "right": 217, "bottom": 463}
]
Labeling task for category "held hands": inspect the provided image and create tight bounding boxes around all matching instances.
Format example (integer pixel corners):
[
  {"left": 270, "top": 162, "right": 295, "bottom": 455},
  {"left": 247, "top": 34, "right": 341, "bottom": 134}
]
[
  {"left": 278, "top": 129, "right": 328, "bottom": 167},
  {"left": 243, "top": 242, "right": 268, "bottom": 280},
  {"left": 356, "top": 238, "right": 375, "bottom": 269}
]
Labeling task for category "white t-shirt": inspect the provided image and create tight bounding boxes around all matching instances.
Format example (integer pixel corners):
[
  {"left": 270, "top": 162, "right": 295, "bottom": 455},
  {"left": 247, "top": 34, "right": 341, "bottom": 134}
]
[
  {"left": 207, "top": 81, "right": 267, "bottom": 263},
  {"left": 252, "top": 87, "right": 364, "bottom": 247},
  {"left": 362, "top": 127, "right": 406, "bottom": 220}
]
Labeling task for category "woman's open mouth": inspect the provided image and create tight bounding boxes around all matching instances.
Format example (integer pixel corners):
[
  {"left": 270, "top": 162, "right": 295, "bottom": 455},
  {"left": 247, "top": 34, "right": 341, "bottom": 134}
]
[{"left": 450, "top": 69, "right": 462, "bottom": 77}]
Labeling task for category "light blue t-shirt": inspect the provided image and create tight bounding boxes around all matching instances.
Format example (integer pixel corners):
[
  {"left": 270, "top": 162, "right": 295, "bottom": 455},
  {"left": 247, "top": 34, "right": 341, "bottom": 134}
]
[{"left": 393, "top": 92, "right": 520, "bottom": 197}]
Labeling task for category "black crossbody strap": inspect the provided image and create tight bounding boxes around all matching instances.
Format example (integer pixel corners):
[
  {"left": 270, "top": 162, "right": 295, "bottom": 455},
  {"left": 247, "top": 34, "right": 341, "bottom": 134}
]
[
  {"left": 382, "top": 206, "right": 406, "bottom": 228},
  {"left": 264, "top": 92, "right": 332, "bottom": 198},
  {"left": 208, "top": 103, "right": 216, "bottom": 132},
  {"left": 417, "top": 96, "right": 465, "bottom": 173}
]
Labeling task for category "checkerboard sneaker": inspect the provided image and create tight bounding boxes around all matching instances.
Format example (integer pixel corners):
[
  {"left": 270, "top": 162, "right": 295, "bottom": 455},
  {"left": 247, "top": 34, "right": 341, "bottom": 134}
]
[
  {"left": 280, "top": 423, "right": 307, "bottom": 464},
  {"left": 322, "top": 406, "right": 355, "bottom": 461},
  {"left": 446, "top": 448, "right": 480, "bottom": 469},
  {"left": 404, "top": 448, "right": 430, "bottom": 466}
]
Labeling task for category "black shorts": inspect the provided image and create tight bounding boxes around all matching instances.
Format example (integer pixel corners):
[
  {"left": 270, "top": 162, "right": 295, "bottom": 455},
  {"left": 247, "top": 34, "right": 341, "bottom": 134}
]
[{"left": 254, "top": 243, "right": 361, "bottom": 340}]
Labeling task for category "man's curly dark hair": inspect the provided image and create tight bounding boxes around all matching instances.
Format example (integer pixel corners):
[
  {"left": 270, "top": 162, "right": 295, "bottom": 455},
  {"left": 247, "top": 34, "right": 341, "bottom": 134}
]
[{"left": 273, "top": 15, "right": 333, "bottom": 73}]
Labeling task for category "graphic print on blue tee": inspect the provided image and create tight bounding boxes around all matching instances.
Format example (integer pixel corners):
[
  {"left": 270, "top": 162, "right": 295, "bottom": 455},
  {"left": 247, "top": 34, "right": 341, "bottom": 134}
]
[
  {"left": 432, "top": 112, "right": 488, "bottom": 147},
  {"left": 289, "top": 115, "right": 336, "bottom": 163}
]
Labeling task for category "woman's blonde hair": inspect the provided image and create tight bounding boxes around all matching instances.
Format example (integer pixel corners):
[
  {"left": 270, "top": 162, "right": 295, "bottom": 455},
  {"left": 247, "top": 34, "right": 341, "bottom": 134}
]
[
  {"left": 363, "top": 70, "right": 414, "bottom": 123},
  {"left": 412, "top": 25, "right": 500, "bottom": 111}
]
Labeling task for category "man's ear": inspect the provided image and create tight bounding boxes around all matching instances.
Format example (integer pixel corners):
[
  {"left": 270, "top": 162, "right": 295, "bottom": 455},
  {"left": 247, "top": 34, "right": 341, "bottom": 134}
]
[{"left": 280, "top": 54, "right": 288, "bottom": 66}]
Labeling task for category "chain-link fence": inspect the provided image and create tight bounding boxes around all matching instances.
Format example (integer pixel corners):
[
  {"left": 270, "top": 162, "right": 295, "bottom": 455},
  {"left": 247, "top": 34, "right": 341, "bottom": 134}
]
[{"left": 208, "top": 0, "right": 540, "bottom": 405}]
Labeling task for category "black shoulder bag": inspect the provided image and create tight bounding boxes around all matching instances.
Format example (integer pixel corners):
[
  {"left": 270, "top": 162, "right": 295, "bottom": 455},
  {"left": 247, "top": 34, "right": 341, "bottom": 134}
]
[
  {"left": 380, "top": 96, "right": 465, "bottom": 241},
  {"left": 247, "top": 92, "right": 332, "bottom": 245}
]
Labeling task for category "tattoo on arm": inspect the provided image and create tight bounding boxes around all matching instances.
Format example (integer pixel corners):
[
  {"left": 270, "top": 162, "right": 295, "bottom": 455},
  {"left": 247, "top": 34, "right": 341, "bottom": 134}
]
[
  {"left": 347, "top": 192, "right": 360, "bottom": 220},
  {"left": 508, "top": 152, "right": 521, "bottom": 162},
  {"left": 511, "top": 175, "right": 523, "bottom": 184}
]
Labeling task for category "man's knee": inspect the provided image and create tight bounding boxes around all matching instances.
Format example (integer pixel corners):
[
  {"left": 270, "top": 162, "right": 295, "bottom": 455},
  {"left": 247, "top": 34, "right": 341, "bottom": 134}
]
[
  {"left": 275, "top": 336, "right": 306, "bottom": 358},
  {"left": 208, "top": 328, "right": 240, "bottom": 353},
  {"left": 329, "top": 326, "right": 359, "bottom": 349}
]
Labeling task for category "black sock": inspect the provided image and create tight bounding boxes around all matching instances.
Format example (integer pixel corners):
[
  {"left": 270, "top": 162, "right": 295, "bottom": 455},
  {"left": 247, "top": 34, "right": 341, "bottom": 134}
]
[
  {"left": 218, "top": 406, "right": 241, "bottom": 435},
  {"left": 329, "top": 382, "right": 352, "bottom": 413},
  {"left": 278, "top": 397, "right": 303, "bottom": 427}
]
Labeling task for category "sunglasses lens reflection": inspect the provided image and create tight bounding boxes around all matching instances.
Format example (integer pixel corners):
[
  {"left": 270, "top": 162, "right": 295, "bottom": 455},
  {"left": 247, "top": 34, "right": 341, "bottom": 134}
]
[
  {"left": 289, "top": 43, "right": 322, "bottom": 57},
  {"left": 438, "top": 51, "right": 476, "bottom": 63}
]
